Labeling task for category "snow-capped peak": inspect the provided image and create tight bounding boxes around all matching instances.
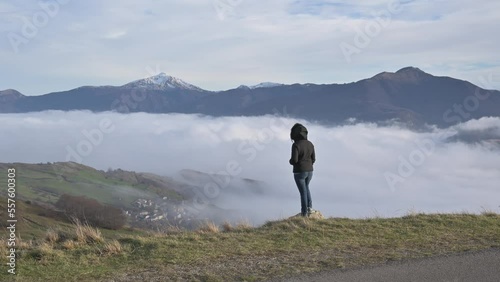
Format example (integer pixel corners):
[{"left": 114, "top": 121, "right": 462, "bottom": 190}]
[
  {"left": 123, "top": 73, "right": 204, "bottom": 91},
  {"left": 248, "top": 82, "right": 284, "bottom": 89}
]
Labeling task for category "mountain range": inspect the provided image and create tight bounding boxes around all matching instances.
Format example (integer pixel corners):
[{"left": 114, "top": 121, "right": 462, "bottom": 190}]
[{"left": 2, "top": 67, "right": 499, "bottom": 127}]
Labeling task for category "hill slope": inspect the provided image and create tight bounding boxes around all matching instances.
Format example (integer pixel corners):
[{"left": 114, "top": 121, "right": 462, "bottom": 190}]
[
  {"left": 0, "top": 162, "right": 267, "bottom": 230},
  {"left": 0, "top": 162, "right": 199, "bottom": 230},
  {"left": 0, "top": 162, "right": 184, "bottom": 208}
]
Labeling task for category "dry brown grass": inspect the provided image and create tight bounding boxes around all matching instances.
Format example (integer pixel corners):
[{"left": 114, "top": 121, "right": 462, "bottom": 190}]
[
  {"left": 61, "top": 240, "right": 80, "bottom": 250},
  {"left": 38, "top": 242, "right": 54, "bottom": 254},
  {"left": 34, "top": 242, "right": 58, "bottom": 259},
  {"left": 197, "top": 221, "right": 220, "bottom": 233},
  {"left": 17, "top": 238, "right": 34, "bottom": 249},
  {"left": 74, "top": 220, "right": 103, "bottom": 243},
  {"left": 234, "top": 219, "right": 253, "bottom": 231},
  {"left": 103, "top": 239, "right": 122, "bottom": 255},
  {"left": 221, "top": 221, "right": 233, "bottom": 232},
  {"left": 45, "top": 229, "right": 59, "bottom": 244},
  {"left": 295, "top": 217, "right": 313, "bottom": 228},
  {"left": 480, "top": 207, "right": 498, "bottom": 217}
]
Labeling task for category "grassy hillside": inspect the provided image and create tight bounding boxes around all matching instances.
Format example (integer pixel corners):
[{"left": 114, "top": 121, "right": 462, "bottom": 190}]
[
  {"left": 1, "top": 211, "right": 499, "bottom": 281},
  {"left": 0, "top": 162, "right": 184, "bottom": 208},
  {"left": 0, "top": 196, "right": 145, "bottom": 241},
  {"left": 0, "top": 162, "right": 270, "bottom": 231}
]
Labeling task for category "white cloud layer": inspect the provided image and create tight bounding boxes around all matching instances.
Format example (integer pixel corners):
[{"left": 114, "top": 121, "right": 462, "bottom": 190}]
[{"left": 1, "top": 111, "right": 499, "bottom": 224}]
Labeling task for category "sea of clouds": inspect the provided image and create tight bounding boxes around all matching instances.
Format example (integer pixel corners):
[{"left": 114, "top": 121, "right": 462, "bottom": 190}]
[{"left": 1, "top": 111, "right": 499, "bottom": 224}]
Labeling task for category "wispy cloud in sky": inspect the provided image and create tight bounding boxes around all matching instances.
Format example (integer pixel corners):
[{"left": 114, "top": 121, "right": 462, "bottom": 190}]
[{"left": 1, "top": 0, "right": 499, "bottom": 95}]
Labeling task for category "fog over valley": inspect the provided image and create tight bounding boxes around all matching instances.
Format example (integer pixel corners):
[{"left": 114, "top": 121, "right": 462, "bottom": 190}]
[{"left": 2, "top": 111, "right": 500, "bottom": 224}]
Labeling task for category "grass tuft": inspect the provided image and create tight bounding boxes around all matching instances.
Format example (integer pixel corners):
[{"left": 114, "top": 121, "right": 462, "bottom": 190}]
[
  {"left": 164, "top": 225, "right": 184, "bottom": 235},
  {"left": 61, "top": 240, "right": 80, "bottom": 250},
  {"left": 197, "top": 221, "right": 220, "bottom": 234},
  {"left": 222, "top": 221, "right": 233, "bottom": 232},
  {"left": 480, "top": 207, "right": 498, "bottom": 217},
  {"left": 103, "top": 239, "right": 122, "bottom": 255},
  {"left": 18, "top": 239, "right": 34, "bottom": 249},
  {"left": 234, "top": 219, "right": 253, "bottom": 231},
  {"left": 74, "top": 220, "right": 103, "bottom": 243},
  {"left": 38, "top": 242, "right": 54, "bottom": 253},
  {"left": 45, "top": 228, "right": 59, "bottom": 244}
]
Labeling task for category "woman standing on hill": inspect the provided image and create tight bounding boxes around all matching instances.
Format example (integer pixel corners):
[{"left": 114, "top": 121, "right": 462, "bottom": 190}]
[{"left": 289, "top": 123, "right": 316, "bottom": 217}]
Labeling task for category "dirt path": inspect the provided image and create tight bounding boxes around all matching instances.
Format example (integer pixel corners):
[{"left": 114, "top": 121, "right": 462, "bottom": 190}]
[{"left": 275, "top": 248, "right": 500, "bottom": 282}]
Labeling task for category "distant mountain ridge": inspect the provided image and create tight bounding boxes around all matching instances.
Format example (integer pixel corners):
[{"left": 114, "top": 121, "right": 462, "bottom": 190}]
[
  {"left": 1, "top": 67, "right": 499, "bottom": 127},
  {"left": 238, "top": 82, "right": 284, "bottom": 89}
]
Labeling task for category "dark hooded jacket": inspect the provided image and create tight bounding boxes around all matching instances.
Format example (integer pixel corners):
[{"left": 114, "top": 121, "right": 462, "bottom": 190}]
[{"left": 289, "top": 123, "right": 315, "bottom": 173}]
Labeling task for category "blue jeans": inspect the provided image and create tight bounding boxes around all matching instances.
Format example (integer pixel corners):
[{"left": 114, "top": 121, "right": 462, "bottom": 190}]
[{"left": 294, "top": 171, "right": 313, "bottom": 216}]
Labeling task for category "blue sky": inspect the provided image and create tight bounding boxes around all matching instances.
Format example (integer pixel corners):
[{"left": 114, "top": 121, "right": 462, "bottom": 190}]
[{"left": 1, "top": 0, "right": 499, "bottom": 95}]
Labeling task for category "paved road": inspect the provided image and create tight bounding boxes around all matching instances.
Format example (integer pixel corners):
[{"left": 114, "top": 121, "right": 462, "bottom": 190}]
[{"left": 276, "top": 248, "right": 500, "bottom": 282}]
